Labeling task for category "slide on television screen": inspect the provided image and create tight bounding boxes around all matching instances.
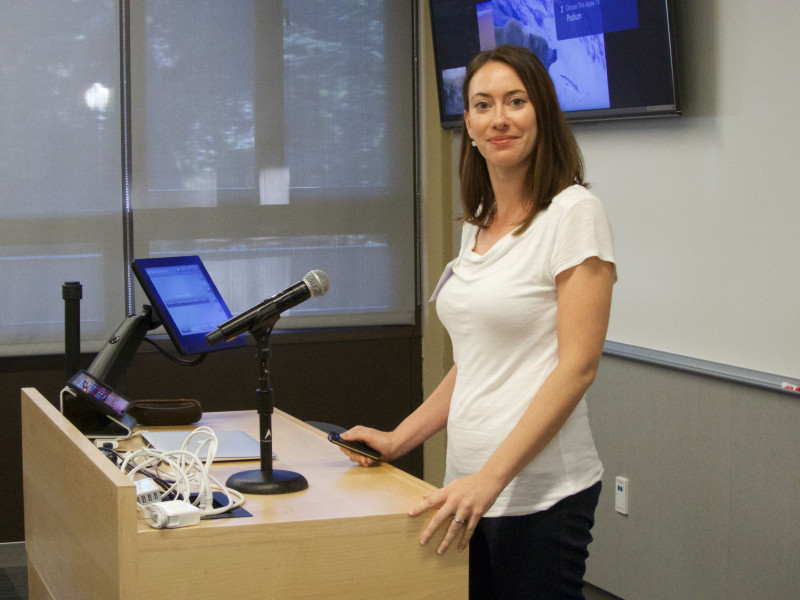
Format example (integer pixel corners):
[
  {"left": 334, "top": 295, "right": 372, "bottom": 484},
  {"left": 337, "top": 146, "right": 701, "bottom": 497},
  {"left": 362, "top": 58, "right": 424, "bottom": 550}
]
[
  {"left": 430, "top": 0, "right": 679, "bottom": 126},
  {"left": 132, "top": 255, "right": 246, "bottom": 355}
]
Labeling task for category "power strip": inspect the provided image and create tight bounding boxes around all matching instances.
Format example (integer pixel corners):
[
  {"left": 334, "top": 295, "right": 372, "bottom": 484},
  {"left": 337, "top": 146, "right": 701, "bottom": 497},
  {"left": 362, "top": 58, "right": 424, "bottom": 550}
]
[{"left": 135, "top": 478, "right": 161, "bottom": 505}]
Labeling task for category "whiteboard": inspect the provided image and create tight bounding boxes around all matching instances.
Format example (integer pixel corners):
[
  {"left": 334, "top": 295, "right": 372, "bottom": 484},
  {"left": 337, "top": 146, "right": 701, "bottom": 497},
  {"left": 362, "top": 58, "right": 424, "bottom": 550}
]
[{"left": 573, "top": 2, "right": 800, "bottom": 382}]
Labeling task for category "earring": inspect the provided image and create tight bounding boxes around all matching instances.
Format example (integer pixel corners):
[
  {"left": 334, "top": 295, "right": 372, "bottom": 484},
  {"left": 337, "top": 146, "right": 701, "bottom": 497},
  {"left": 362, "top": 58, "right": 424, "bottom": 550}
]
[{"left": 470, "top": 139, "right": 477, "bottom": 147}]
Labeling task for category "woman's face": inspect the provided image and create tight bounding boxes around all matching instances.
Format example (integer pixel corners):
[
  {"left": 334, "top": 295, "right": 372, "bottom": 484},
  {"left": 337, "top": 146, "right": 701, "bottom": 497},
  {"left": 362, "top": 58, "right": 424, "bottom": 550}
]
[{"left": 464, "top": 61, "right": 538, "bottom": 177}]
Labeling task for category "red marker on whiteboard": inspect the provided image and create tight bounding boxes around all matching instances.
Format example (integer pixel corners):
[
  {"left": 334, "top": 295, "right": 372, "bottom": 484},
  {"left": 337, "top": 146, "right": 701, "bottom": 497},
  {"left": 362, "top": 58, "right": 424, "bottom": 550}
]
[{"left": 781, "top": 382, "right": 800, "bottom": 393}]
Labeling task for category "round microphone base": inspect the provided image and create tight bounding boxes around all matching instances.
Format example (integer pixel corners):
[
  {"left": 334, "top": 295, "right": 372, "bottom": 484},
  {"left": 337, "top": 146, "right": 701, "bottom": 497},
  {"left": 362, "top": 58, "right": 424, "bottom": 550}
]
[{"left": 225, "top": 469, "right": 308, "bottom": 495}]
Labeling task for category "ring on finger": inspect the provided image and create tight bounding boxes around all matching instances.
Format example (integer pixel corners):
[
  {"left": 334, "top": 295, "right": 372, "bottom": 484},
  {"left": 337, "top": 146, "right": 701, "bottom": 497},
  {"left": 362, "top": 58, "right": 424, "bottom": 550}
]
[{"left": 453, "top": 515, "right": 466, "bottom": 525}]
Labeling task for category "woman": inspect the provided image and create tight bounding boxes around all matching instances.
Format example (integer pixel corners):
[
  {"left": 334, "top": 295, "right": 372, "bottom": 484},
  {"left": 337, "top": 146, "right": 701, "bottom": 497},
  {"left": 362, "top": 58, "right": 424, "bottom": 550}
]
[{"left": 338, "top": 44, "right": 616, "bottom": 599}]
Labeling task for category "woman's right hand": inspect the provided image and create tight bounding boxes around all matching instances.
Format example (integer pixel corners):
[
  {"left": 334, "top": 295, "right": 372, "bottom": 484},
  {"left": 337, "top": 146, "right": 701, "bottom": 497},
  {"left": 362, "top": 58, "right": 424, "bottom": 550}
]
[{"left": 338, "top": 426, "right": 397, "bottom": 467}]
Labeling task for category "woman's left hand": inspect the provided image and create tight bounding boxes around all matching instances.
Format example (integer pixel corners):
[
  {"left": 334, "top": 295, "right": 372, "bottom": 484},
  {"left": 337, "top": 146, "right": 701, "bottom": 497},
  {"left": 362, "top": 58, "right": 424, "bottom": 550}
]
[{"left": 408, "top": 470, "right": 502, "bottom": 555}]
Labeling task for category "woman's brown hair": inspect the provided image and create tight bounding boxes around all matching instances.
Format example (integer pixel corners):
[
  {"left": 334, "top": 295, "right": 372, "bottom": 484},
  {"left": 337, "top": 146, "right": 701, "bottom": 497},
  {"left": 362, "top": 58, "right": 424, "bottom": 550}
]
[{"left": 459, "top": 44, "right": 587, "bottom": 233}]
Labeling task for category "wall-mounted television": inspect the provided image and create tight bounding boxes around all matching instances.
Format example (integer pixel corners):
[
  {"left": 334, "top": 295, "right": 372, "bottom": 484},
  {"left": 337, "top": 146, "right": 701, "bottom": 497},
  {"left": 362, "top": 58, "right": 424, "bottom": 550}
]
[{"left": 429, "top": 0, "right": 681, "bottom": 128}]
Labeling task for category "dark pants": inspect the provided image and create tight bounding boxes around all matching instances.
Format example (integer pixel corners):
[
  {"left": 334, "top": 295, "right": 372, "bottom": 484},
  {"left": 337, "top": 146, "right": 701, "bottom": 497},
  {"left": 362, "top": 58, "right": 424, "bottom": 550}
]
[{"left": 469, "top": 481, "right": 602, "bottom": 600}]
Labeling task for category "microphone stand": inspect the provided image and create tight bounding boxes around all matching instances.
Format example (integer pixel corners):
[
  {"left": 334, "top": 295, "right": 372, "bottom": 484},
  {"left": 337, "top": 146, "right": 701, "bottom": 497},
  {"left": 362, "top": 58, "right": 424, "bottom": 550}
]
[{"left": 225, "top": 314, "right": 308, "bottom": 495}]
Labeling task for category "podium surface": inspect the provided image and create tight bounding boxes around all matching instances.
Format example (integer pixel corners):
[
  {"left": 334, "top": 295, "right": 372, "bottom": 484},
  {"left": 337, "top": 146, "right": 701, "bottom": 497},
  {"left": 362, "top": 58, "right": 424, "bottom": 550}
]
[{"left": 21, "top": 388, "right": 467, "bottom": 599}]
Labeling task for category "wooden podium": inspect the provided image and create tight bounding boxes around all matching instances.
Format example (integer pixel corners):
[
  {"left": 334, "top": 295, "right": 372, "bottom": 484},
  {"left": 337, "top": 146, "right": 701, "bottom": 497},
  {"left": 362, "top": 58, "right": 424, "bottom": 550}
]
[{"left": 21, "top": 388, "right": 467, "bottom": 599}]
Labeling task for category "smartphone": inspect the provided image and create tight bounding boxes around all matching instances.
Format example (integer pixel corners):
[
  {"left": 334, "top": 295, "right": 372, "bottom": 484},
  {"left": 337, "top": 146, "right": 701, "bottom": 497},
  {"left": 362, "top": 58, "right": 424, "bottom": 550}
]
[
  {"left": 327, "top": 431, "right": 381, "bottom": 461},
  {"left": 67, "top": 370, "right": 131, "bottom": 418}
]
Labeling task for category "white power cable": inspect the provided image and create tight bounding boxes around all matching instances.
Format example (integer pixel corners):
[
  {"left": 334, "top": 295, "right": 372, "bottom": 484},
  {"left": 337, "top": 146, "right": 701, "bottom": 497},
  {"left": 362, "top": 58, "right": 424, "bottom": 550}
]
[{"left": 120, "top": 426, "right": 245, "bottom": 527}]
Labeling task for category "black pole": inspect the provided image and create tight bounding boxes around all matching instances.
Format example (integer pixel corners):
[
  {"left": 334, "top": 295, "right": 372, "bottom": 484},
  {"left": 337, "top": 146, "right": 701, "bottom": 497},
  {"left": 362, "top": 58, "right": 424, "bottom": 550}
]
[
  {"left": 225, "top": 322, "right": 308, "bottom": 495},
  {"left": 62, "top": 282, "right": 82, "bottom": 379}
]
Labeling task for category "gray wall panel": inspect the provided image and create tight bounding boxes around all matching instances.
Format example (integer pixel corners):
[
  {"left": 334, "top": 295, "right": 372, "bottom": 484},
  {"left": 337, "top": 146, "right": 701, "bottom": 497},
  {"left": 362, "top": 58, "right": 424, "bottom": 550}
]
[
  {"left": 728, "top": 387, "right": 800, "bottom": 600},
  {"left": 585, "top": 356, "right": 800, "bottom": 600}
]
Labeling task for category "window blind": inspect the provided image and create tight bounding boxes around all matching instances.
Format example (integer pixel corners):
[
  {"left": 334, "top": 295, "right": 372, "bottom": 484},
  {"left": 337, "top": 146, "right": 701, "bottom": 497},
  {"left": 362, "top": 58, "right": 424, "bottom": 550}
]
[{"left": 0, "top": 0, "right": 417, "bottom": 357}]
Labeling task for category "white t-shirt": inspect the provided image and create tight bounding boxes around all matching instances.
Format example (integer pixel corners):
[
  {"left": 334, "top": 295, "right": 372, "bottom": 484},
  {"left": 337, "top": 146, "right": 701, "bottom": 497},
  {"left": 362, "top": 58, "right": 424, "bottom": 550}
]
[{"left": 432, "top": 185, "right": 616, "bottom": 517}]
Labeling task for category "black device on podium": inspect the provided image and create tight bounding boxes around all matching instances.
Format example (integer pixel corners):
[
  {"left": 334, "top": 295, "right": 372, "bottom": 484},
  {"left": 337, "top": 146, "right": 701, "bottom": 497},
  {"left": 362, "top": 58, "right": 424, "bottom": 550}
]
[
  {"left": 61, "top": 279, "right": 157, "bottom": 438},
  {"left": 205, "top": 269, "right": 330, "bottom": 495},
  {"left": 60, "top": 299, "right": 161, "bottom": 438},
  {"left": 65, "top": 370, "right": 138, "bottom": 439}
]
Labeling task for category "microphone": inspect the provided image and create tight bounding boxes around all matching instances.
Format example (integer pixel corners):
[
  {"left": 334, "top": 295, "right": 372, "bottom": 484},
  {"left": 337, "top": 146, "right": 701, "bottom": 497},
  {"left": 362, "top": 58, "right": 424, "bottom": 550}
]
[{"left": 206, "top": 270, "right": 329, "bottom": 346}]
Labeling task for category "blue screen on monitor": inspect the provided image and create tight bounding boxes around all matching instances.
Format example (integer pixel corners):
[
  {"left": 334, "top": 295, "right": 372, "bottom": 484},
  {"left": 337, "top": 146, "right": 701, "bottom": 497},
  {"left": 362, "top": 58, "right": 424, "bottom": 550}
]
[{"left": 132, "top": 255, "right": 246, "bottom": 355}]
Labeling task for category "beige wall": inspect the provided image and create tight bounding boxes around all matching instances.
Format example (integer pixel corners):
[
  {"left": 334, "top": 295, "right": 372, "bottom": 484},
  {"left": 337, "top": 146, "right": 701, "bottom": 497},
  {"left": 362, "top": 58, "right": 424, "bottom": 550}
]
[{"left": 418, "top": 0, "right": 454, "bottom": 486}]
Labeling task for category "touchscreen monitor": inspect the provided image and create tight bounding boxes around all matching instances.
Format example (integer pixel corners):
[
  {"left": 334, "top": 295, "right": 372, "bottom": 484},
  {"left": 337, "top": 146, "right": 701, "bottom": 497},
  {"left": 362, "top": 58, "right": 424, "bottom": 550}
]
[{"left": 132, "top": 255, "right": 246, "bottom": 355}]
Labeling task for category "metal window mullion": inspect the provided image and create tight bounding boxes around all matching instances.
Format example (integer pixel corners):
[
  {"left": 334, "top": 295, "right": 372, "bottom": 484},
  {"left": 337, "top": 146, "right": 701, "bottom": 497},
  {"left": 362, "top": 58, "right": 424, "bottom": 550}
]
[{"left": 119, "top": 0, "right": 134, "bottom": 315}]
